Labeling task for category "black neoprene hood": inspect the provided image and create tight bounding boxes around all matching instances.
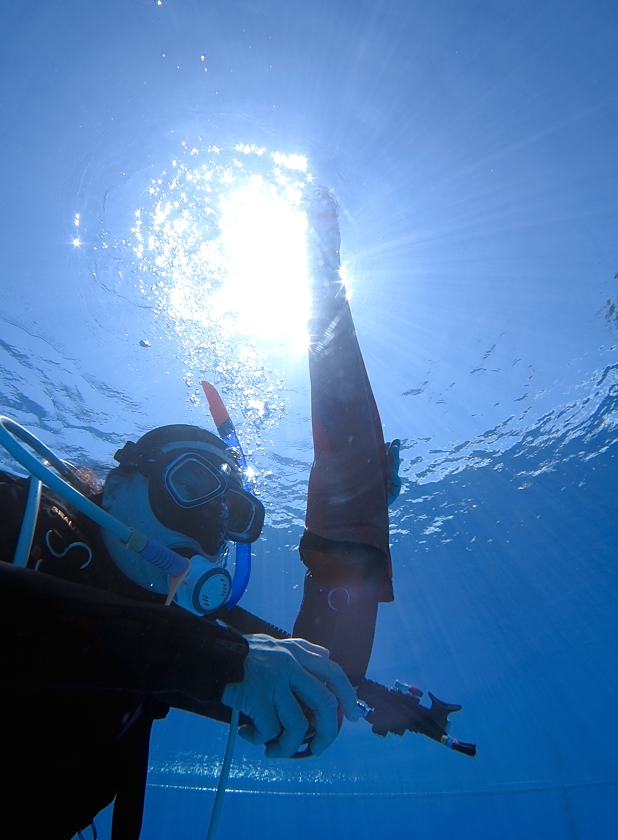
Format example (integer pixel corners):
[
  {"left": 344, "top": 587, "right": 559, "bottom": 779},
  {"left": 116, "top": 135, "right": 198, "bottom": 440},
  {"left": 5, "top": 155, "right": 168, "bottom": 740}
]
[{"left": 113, "top": 424, "right": 239, "bottom": 478}]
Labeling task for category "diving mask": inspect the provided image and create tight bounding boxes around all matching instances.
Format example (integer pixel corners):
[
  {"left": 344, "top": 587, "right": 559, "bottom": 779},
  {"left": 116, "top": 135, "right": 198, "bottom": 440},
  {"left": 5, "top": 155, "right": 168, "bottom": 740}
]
[{"left": 114, "top": 425, "right": 265, "bottom": 556}]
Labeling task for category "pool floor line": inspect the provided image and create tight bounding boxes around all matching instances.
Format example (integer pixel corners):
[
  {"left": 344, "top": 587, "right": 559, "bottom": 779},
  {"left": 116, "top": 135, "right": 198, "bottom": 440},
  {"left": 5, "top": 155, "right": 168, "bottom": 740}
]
[{"left": 146, "top": 777, "right": 618, "bottom": 798}]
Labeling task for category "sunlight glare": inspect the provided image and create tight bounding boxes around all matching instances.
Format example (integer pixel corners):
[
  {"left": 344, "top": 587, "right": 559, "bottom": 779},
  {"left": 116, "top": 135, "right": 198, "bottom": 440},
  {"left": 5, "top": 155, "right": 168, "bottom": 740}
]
[{"left": 215, "top": 176, "right": 309, "bottom": 351}]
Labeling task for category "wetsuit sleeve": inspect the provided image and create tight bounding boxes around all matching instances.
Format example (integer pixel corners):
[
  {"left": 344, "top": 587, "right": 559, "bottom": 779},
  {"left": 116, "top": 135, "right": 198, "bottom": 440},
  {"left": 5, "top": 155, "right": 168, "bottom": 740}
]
[
  {"left": 0, "top": 563, "right": 248, "bottom": 714},
  {"left": 292, "top": 193, "right": 393, "bottom": 685},
  {"left": 302, "top": 196, "right": 392, "bottom": 571}
]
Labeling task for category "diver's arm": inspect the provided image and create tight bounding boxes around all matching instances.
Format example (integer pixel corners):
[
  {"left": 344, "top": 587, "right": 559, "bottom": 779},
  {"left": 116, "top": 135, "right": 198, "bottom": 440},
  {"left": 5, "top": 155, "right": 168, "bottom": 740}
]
[
  {"left": 302, "top": 190, "right": 392, "bottom": 576},
  {"left": 0, "top": 563, "right": 247, "bottom": 710},
  {"left": 293, "top": 191, "right": 393, "bottom": 684}
]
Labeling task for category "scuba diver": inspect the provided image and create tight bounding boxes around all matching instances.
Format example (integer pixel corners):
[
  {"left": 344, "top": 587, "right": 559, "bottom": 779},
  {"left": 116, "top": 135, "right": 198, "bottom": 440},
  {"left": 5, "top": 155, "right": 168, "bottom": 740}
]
[
  {"left": 0, "top": 190, "right": 376, "bottom": 839},
  {"left": 0, "top": 188, "right": 446, "bottom": 840},
  {"left": 0, "top": 418, "right": 360, "bottom": 839}
]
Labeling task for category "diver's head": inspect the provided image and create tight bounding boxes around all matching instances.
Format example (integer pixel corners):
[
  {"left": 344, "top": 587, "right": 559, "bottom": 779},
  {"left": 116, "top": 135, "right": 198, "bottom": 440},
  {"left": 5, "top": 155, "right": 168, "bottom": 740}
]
[{"left": 101, "top": 424, "right": 264, "bottom": 593}]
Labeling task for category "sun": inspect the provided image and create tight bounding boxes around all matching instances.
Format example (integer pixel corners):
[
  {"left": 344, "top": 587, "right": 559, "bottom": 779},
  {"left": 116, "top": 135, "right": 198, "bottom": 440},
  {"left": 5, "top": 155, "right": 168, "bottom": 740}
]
[
  {"left": 214, "top": 175, "right": 309, "bottom": 351},
  {"left": 134, "top": 144, "right": 313, "bottom": 355}
]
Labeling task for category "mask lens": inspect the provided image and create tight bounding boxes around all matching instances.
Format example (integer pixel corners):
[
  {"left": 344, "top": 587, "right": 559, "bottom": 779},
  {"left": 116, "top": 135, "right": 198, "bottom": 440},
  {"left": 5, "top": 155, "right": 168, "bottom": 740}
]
[
  {"left": 152, "top": 450, "right": 264, "bottom": 548},
  {"left": 165, "top": 456, "right": 224, "bottom": 507},
  {"left": 224, "top": 486, "right": 265, "bottom": 542}
]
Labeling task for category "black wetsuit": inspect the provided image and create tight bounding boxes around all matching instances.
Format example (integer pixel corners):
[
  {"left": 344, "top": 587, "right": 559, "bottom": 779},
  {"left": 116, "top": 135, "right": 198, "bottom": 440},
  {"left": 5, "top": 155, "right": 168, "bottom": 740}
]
[{"left": 0, "top": 472, "right": 247, "bottom": 839}]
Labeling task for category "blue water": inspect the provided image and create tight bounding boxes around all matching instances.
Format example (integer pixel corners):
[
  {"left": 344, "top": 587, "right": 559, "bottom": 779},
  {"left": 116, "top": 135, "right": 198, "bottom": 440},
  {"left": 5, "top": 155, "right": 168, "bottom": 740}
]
[{"left": 1, "top": 1, "right": 617, "bottom": 838}]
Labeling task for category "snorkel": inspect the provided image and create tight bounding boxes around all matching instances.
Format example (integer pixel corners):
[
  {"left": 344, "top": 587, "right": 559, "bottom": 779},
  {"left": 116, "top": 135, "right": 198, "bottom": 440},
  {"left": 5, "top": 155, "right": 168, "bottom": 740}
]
[{"left": 201, "top": 381, "right": 253, "bottom": 611}]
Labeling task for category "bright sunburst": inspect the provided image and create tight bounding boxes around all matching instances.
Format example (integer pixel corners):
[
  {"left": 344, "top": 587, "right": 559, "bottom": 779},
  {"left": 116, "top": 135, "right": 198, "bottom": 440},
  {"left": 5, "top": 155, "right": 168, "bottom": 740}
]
[
  {"left": 125, "top": 143, "right": 315, "bottom": 440},
  {"left": 216, "top": 175, "right": 309, "bottom": 350},
  {"left": 133, "top": 144, "right": 312, "bottom": 353}
]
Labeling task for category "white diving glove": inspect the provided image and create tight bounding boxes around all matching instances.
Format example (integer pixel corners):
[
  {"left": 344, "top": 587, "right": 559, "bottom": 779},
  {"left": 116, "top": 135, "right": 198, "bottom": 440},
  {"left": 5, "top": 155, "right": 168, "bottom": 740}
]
[{"left": 221, "top": 634, "right": 360, "bottom": 758}]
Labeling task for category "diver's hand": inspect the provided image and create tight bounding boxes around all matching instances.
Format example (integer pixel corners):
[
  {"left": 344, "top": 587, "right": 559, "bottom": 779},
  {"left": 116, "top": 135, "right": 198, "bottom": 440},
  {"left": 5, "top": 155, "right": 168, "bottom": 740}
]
[
  {"left": 305, "top": 188, "right": 341, "bottom": 270},
  {"left": 221, "top": 634, "right": 360, "bottom": 758},
  {"left": 307, "top": 187, "right": 339, "bottom": 222}
]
